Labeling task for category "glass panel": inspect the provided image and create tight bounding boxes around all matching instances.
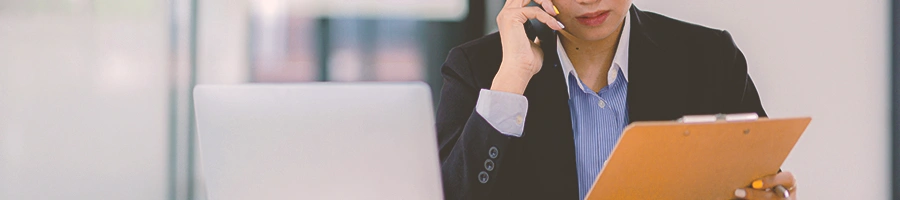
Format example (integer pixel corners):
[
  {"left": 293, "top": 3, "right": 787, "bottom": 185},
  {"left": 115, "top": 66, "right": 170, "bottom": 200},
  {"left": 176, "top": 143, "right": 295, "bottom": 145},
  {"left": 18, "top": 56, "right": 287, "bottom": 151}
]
[
  {"left": 249, "top": 10, "right": 319, "bottom": 82},
  {"left": 249, "top": 3, "right": 433, "bottom": 83},
  {"left": 0, "top": 0, "right": 169, "bottom": 199}
]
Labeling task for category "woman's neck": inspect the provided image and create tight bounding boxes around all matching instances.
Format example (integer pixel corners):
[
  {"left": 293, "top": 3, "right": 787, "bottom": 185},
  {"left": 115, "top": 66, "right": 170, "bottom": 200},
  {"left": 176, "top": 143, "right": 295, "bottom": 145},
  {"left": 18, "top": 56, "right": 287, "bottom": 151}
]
[{"left": 558, "top": 25, "right": 624, "bottom": 92}]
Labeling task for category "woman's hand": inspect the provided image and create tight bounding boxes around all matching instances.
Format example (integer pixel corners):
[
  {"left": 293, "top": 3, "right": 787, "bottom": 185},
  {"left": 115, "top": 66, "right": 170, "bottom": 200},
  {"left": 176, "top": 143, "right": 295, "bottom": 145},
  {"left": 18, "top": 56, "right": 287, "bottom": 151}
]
[
  {"left": 734, "top": 171, "right": 797, "bottom": 200},
  {"left": 491, "top": 0, "right": 564, "bottom": 95}
]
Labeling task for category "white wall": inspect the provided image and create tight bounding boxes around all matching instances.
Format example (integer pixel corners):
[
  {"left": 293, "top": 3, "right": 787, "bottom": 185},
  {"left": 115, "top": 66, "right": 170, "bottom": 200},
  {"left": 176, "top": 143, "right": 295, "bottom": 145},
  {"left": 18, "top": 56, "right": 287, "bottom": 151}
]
[
  {"left": 0, "top": 1, "right": 170, "bottom": 200},
  {"left": 636, "top": 1, "right": 891, "bottom": 199}
]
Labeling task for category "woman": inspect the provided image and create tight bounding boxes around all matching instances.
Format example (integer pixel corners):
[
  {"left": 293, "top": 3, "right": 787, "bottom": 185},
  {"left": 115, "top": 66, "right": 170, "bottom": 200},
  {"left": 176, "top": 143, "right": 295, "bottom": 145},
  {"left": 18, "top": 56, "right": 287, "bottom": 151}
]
[{"left": 435, "top": 0, "right": 797, "bottom": 199}]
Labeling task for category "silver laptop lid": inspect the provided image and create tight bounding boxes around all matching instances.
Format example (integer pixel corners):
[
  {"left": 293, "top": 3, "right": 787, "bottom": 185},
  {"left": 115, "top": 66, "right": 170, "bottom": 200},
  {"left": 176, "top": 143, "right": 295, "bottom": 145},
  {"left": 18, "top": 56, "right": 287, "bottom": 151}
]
[{"left": 194, "top": 82, "right": 442, "bottom": 200}]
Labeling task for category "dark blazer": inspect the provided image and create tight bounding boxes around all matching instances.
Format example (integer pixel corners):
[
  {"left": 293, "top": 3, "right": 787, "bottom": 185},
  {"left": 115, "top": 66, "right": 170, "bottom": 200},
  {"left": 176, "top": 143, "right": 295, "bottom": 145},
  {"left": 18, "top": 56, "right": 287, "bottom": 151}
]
[{"left": 435, "top": 5, "right": 767, "bottom": 199}]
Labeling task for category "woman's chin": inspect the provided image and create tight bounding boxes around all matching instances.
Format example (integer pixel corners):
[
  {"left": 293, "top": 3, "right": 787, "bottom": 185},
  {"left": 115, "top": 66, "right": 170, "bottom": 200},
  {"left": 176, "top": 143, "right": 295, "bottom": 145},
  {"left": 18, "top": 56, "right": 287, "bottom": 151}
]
[{"left": 563, "top": 29, "right": 616, "bottom": 42}]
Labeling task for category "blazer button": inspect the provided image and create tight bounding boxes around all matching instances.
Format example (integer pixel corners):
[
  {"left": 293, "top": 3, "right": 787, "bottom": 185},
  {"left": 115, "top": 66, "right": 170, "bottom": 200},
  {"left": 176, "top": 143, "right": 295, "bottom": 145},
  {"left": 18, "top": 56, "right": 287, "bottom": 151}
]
[
  {"left": 484, "top": 159, "right": 495, "bottom": 171},
  {"left": 478, "top": 171, "right": 489, "bottom": 184},
  {"left": 488, "top": 146, "right": 498, "bottom": 159}
]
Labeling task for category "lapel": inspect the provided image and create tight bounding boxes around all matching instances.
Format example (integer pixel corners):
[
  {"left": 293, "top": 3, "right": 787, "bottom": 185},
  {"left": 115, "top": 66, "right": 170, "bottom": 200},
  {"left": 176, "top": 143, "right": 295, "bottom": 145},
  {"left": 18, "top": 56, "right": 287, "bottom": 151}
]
[
  {"left": 523, "top": 29, "right": 571, "bottom": 138},
  {"left": 520, "top": 29, "right": 579, "bottom": 196},
  {"left": 522, "top": 34, "right": 574, "bottom": 146},
  {"left": 626, "top": 5, "right": 688, "bottom": 122}
]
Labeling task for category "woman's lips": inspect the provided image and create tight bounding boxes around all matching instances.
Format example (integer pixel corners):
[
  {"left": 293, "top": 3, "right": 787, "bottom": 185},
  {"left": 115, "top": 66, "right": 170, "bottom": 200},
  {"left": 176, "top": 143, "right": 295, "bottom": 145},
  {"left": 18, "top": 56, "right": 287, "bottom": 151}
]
[{"left": 575, "top": 11, "right": 610, "bottom": 26}]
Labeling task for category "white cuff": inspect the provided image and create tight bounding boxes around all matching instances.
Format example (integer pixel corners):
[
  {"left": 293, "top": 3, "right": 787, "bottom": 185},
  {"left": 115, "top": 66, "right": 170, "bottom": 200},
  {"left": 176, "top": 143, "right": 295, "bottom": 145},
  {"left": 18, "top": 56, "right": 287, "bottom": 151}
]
[{"left": 475, "top": 89, "right": 528, "bottom": 137}]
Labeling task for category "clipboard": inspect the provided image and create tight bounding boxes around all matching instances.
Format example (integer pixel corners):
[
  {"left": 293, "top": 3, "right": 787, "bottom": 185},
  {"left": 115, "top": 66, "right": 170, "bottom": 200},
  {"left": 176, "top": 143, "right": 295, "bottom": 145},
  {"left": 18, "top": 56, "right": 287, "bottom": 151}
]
[{"left": 584, "top": 114, "right": 811, "bottom": 200}]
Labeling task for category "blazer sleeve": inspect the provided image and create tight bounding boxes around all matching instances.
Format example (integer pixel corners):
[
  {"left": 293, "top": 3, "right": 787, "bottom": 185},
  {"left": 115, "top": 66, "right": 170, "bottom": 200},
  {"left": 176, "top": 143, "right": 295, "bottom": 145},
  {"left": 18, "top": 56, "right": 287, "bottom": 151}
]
[
  {"left": 719, "top": 30, "right": 768, "bottom": 117},
  {"left": 720, "top": 30, "right": 784, "bottom": 173},
  {"left": 436, "top": 47, "right": 517, "bottom": 199}
]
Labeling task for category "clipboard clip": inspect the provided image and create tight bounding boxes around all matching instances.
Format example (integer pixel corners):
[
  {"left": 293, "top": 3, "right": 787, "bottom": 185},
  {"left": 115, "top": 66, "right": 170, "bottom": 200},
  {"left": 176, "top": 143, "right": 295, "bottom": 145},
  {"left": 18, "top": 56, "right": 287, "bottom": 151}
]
[{"left": 676, "top": 113, "right": 759, "bottom": 123}]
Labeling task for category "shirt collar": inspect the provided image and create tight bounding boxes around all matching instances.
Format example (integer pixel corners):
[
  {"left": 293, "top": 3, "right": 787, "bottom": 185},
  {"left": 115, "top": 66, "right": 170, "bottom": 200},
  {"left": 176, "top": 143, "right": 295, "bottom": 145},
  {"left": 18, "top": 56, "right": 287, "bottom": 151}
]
[{"left": 557, "top": 10, "right": 631, "bottom": 97}]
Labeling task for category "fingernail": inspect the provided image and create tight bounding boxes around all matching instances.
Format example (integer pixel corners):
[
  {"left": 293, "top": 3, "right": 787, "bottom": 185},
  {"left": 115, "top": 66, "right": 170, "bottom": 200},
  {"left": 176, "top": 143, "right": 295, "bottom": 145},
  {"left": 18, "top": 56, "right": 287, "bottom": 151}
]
[
  {"left": 557, "top": 21, "right": 565, "bottom": 29},
  {"left": 553, "top": 6, "right": 560, "bottom": 15},
  {"left": 734, "top": 189, "right": 747, "bottom": 198},
  {"left": 752, "top": 180, "right": 764, "bottom": 189}
]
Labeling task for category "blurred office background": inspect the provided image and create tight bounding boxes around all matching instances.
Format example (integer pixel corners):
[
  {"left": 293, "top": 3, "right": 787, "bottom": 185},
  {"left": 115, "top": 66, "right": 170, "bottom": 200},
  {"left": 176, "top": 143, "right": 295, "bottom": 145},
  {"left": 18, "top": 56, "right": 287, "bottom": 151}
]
[{"left": 0, "top": 0, "right": 895, "bottom": 199}]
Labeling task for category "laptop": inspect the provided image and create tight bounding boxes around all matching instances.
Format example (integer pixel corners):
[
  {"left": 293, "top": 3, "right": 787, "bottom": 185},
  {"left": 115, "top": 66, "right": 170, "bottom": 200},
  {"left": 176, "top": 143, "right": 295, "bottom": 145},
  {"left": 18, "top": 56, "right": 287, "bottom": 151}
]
[{"left": 193, "top": 82, "right": 443, "bottom": 200}]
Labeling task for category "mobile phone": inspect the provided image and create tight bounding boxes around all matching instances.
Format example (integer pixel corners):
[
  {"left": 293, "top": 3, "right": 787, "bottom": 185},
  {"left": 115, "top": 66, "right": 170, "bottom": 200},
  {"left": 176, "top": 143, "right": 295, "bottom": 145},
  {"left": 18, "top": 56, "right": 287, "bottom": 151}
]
[
  {"left": 525, "top": 18, "right": 555, "bottom": 43},
  {"left": 523, "top": 4, "right": 557, "bottom": 49}
]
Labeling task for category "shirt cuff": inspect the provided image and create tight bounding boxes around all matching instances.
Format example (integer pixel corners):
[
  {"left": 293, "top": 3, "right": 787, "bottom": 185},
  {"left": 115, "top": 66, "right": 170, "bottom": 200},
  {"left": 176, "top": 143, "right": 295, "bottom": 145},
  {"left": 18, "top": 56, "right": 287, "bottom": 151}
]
[{"left": 475, "top": 89, "right": 528, "bottom": 137}]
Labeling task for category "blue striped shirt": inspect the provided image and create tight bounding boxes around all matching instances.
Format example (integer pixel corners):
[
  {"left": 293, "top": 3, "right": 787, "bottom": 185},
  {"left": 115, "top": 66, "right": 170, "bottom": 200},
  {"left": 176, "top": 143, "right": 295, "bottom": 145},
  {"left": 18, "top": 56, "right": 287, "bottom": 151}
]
[
  {"left": 567, "top": 70, "right": 628, "bottom": 199},
  {"left": 557, "top": 11, "right": 631, "bottom": 199}
]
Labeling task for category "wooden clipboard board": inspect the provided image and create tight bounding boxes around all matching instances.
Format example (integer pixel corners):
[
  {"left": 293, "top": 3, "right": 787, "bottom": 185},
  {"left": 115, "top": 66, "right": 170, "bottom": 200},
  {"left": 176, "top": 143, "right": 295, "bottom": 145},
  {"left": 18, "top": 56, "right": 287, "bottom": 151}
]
[{"left": 584, "top": 116, "right": 811, "bottom": 200}]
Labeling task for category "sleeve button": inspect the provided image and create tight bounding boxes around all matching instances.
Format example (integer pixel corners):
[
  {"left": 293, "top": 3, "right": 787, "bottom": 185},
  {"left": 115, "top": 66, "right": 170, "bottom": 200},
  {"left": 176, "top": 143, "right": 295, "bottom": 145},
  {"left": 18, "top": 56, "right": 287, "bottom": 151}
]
[
  {"left": 488, "top": 146, "right": 499, "bottom": 159},
  {"left": 484, "top": 159, "right": 495, "bottom": 171},
  {"left": 478, "top": 171, "right": 490, "bottom": 183}
]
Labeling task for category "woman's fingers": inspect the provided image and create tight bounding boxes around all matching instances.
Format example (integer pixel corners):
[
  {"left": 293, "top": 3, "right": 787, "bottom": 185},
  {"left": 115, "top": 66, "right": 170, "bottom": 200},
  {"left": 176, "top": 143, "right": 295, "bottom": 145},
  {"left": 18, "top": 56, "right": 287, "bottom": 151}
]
[
  {"left": 735, "top": 172, "right": 798, "bottom": 200},
  {"left": 735, "top": 188, "right": 776, "bottom": 200},
  {"left": 752, "top": 172, "right": 796, "bottom": 190},
  {"left": 532, "top": 0, "right": 557, "bottom": 16},
  {"left": 510, "top": 7, "right": 563, "bottom": 30}
]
